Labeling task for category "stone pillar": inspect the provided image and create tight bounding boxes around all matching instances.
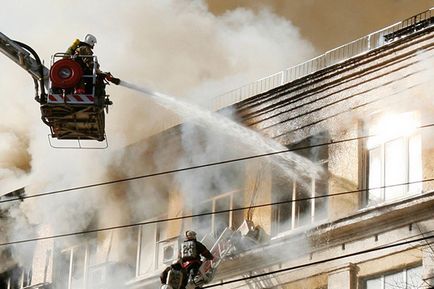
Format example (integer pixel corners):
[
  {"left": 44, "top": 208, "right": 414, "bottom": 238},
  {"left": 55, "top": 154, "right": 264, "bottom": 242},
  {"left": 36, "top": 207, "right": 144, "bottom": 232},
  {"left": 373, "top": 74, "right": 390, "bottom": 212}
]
[
  {"left": 328, "top": 124, "right": 361, "bottom": 221},
  {"left": 422, "top": 246, "right": 434, "bottom": 288},
  {"left": 31, "top": 225, "right": 54, "bottom": 284},
  {"left": 328, "top": 263, "right": 359, "bottom": 289}
]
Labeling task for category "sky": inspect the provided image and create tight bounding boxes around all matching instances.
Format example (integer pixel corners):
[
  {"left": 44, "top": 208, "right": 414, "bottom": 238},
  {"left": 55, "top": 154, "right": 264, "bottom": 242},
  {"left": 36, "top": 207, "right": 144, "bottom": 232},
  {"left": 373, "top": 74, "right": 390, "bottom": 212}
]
[{"left": 208, "top": 0, "right": 434, "bottom": 52}]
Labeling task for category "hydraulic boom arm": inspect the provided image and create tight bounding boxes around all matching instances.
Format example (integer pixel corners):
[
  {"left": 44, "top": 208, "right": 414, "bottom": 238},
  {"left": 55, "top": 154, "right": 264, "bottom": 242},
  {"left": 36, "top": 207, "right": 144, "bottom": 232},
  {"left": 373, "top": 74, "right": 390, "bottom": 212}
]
[{"left": 0, "top": 31, "right": 49, "bottom": 102}]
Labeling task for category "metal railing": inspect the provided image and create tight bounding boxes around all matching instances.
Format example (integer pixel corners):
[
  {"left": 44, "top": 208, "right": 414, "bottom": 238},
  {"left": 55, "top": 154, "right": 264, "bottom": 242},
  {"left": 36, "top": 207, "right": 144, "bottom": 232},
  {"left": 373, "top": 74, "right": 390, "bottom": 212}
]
[{"left": 156, "top": 7, "right": 433, "bottom": 133}]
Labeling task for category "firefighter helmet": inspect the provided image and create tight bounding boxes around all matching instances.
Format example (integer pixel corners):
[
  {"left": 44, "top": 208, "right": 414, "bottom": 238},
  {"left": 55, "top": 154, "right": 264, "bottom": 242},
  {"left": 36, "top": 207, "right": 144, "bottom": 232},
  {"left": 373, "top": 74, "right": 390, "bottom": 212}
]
[
  {"left": 84, "top": 34, "right": 97, "bottom": 46},
  {"left": 185, "top": 230, "right": 197, "bottom": 240}
]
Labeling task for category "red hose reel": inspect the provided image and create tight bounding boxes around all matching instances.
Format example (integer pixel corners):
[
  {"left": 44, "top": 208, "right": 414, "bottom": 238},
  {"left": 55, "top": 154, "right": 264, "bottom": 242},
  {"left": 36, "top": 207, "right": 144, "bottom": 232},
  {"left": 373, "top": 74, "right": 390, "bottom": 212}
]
[{"left": 50, "top": 59, "right": 83, "bottom": 88}]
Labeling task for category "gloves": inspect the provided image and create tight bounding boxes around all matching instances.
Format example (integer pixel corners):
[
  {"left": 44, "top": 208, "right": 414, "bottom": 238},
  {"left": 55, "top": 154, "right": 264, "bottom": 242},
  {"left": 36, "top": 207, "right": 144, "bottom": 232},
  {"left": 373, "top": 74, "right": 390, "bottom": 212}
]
[{"left": 105, "top": 72, "right": 121, "bottom": 85}]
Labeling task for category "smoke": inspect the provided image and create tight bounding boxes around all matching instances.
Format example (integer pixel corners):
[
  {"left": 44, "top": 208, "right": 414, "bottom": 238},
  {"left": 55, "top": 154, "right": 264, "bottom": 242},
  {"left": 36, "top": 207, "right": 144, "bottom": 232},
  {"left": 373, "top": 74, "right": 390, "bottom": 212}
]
[
  {"left": 0, "top": 1, "right": 431, "bottom": 288},
  {"left": 106, "top": 1, "right": 315, "bottom": 144},
  {"left": 119, "top": 78, "right": 325, "bottom": 232},
  {"left": 207, "top": 0, "right": 434, "bottom": 52},
  {"left": 0, "top": 0, "right": 318, "bottom": 286},
  {"left": 0, "top": 130, "right": 30, "bottom": 191}
]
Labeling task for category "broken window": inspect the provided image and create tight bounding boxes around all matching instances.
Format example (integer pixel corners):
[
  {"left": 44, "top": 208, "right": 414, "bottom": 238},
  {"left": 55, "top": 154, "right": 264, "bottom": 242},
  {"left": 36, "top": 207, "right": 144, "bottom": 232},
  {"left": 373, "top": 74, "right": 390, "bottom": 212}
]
[
  {"left": 189, "top": 160, "right": 244, "bottom": 240},
  {"left": 271, "top": 132, "right": 329, "bottom": 236},
  {"left": 271, "top": 175, "right": 293, "bottom": 234},
  {"left": 192, "top": 201, "right": 213, "bottom": 240},
  {"left": 53, "top": 239, "right": 96, "bottom": 289},
  {"left": 0, "top": 265, "right": 29, "bottom": 289},
  {"left": 192, "top": 191, "right": 236, "bottom": 239}
]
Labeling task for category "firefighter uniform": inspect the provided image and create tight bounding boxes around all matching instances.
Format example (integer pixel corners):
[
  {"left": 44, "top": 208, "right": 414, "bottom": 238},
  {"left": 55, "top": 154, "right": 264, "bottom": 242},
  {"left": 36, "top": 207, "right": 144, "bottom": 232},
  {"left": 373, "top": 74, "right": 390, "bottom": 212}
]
[
  {"left": 180, "top": 237, "right": 214, "bottom": 285},
  {"left": 160, "top": 262, "right": 187, "bottom": 289}
]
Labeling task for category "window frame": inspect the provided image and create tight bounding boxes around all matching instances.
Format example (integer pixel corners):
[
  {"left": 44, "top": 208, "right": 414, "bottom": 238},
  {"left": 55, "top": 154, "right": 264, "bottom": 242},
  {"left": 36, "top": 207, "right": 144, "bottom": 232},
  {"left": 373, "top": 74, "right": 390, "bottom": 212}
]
[
  {"left": 136, "top": 220, "right": 159, "bottom": 277},
  {"left": 192, "top": 190, "right": 237, "bottom": 238},
  {"left": 135, "top": 190, "right": 239, "bottom": 278},
  {"left": 362, "top": 265, "right": 423, "bottom": 289},
  {"left": 365, "top": 132, "right": 422, "bottom": 206},
  {"left": 271, "top": 132, "right": 329, "bottom": 236},
  {"left": 272, "top": 176, "right": 327, "bottom": 236},
  {"left": 0, "top": 266, "right": 31, "bottom": 289},
  {"left": 59, "top": 240, "right": 96, "bottom": 289}
]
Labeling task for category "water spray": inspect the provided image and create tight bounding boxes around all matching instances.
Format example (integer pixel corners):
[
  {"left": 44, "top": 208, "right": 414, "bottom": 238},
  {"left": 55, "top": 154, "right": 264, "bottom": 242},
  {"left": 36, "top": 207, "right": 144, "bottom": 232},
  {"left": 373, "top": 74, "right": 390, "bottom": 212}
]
[{"left": 118, "top": 80, "right": 324, "bottom": 181}]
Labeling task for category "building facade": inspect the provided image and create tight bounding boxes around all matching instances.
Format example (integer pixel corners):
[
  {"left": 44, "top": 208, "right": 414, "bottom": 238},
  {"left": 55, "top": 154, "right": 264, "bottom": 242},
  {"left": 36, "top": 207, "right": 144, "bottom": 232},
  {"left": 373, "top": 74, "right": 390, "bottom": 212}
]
[{"left": 1, "top": 7, "right": 434, "bottom": 289}]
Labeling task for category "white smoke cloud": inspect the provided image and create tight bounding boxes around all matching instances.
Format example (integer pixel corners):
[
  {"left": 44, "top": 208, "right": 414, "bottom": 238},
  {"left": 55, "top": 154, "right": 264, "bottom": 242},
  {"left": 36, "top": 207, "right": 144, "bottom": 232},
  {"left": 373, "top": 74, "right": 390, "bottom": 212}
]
[
  {"left": 0, "top": 1, "right": 430, "bottom": 287},
  {"left": 0, "top": 131, "right": 30, "bottom": 191},
  {"left": 1, "top": 0, "right": 316, "bottom": 219},
  {"left": 0, "top": 0, "right": 318, "bottom": 284}
]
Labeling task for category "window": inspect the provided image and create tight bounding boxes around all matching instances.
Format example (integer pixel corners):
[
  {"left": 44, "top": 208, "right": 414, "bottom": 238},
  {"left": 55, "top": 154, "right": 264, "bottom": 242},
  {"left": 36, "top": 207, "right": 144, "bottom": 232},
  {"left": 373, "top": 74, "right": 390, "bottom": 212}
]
[
  {"left": 364, "top": 266, "right": 423, "bottom": 289},
  {"left": 137, "top": 220, "right": 175, "bottom": 276},
  {"left": 137, "top": 223, "right": 158, "bottom": 276},
  {"left": 366, "top": 112, "right": 422, "bottom": 205},
  {"left": 272, "top": 175, "right": 328, "bottom": 235},
  {"left": 54, "top": 240, "right": 97, "bottom": 289},
  {"left": 0, "top": 265, "right": 31, "bottom": 289},
  {"left": 192, "top": 191, "right": 235, "bottom": 239},
  {"left": 271, "top": 132, "right": 329, "bottom": 236}
]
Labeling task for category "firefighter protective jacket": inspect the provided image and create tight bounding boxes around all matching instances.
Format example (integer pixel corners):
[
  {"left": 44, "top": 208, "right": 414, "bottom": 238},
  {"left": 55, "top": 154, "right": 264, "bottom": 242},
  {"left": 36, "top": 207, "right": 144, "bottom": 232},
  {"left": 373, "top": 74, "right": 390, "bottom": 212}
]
[{"left": 181, "top": 239, "right": 214, "bottom": 262}]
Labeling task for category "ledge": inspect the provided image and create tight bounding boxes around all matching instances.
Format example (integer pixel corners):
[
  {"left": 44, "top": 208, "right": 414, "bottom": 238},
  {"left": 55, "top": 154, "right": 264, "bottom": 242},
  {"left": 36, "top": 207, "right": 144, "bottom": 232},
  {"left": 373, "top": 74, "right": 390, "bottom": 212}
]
[{"left": 214, "top": 191, "right": 434, "bottom": 279}]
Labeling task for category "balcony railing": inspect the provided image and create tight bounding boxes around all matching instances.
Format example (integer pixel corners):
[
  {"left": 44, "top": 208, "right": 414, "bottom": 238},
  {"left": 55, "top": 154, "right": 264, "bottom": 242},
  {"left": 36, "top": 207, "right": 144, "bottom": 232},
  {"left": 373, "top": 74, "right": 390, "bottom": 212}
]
[{"left": 154, "top": 7, "right": 433, "bottom": 134}]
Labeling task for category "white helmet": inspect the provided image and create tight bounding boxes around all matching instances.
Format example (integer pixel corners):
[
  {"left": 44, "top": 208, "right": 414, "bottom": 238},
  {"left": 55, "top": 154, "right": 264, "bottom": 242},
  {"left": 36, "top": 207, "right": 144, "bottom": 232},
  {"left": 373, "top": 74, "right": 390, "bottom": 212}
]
[
  {"left": 84, "top": 34, "right": 97, "bottom": 46},
  {"left": 186, "top": 230, "right": 197, "bottom": 240}
]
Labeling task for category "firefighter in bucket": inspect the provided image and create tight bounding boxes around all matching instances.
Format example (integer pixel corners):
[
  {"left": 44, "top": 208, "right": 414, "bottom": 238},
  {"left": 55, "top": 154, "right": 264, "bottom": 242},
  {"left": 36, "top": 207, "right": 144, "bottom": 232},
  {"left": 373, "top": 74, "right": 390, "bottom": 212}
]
[{"left": 65, "top": 34, "right": 120, "bottom": 96}]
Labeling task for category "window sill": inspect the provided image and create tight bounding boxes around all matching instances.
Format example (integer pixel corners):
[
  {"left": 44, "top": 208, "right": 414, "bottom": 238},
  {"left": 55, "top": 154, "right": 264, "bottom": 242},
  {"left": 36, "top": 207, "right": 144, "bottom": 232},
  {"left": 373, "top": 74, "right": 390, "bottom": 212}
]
[{"left": 361, "top": 190, "right": 423, "bottom": 212}]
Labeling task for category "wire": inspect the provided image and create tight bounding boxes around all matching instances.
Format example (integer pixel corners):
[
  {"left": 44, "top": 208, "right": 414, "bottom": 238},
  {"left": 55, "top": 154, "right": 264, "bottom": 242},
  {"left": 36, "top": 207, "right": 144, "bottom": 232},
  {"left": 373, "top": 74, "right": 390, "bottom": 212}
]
[
  {"left": 415, "top": 223, "right": 434, "bottom": 255},
  {"left": 1, "top": 123, "right": 434, "bottom": 206},
  {"left": 204, "top": 234, "right": 434, "bottom": 288},
  {"left": 1, "top": 177, "right": 433, "bottom": 247}
]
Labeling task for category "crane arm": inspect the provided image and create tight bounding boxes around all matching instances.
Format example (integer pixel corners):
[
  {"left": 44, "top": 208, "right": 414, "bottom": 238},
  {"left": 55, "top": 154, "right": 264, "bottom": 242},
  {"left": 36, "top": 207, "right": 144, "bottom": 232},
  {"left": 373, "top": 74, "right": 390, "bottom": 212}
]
[{"left": 0, "top": 32, "right": 49, "bottom": 102}]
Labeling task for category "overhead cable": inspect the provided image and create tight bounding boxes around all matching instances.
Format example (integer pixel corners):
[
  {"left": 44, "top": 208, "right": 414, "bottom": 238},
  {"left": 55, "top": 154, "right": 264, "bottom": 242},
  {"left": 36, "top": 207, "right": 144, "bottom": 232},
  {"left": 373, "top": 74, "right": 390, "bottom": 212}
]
[
  {"left": 1, "top": 177, "right": 433, "bottom": 247},
  {"left": 204, "top": 234, "right": 434, "bottom": 288},
  {"left": 1, "top": 123, "right": 433, "bottom": 205}
]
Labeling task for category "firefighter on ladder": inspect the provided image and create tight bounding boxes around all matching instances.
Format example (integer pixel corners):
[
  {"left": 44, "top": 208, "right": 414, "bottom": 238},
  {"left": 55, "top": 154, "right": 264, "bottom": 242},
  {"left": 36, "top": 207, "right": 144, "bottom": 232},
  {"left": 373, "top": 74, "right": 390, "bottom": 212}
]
[
  {"left": 180, "top": 231, "right": 214, "bottom": 288},
  {"left": 160, "top": 260, "right": 188, "bottom": 289}
]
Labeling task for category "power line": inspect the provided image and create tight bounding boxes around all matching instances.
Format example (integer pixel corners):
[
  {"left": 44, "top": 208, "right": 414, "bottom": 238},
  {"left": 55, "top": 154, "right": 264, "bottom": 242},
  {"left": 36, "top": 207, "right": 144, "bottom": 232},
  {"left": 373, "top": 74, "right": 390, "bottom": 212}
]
[
  {"left": 1, "top": 54, "right": 430, "bottom": 205},
  {"left": 204, "top": 234, "right": 434, "bottom": 288},
  {"left": 1, "top": 177, "right": 433, "bottom": 247},
  {"left": 1, "top": 123, "right": 433, "bottom": 205}
]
